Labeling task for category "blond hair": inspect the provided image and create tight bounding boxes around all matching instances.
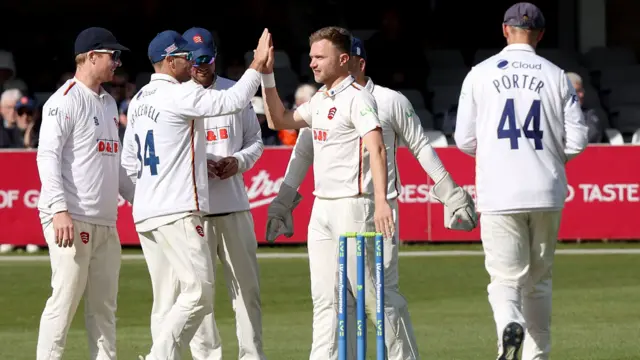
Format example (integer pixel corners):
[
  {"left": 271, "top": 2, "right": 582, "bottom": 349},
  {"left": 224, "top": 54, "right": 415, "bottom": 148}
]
[
  {"left": 75, "top": 53, "right": 87, "bottom": 66},
  {"left": 309, "top": 26, "right": 352, "bottom": 54}
]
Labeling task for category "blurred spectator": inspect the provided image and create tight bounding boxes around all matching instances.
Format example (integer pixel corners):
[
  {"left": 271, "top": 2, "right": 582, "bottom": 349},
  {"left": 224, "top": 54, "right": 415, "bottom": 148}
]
[
  {"left": 107, "top": 69, "right": 130, "bottom": 104},
  {"left": 365, "top": 8, "right": 429, "bottom": 91},
  {"left": 567, "top": 72, "right": 604, "bottom": 143},
  {"left": 0, "top": 95, "right": 37, "bottom": 148},
  {"left": 0, "top": 88, "right": 23, "bottom": 148},
  {"left": 251, "top": 96, "right": 280, "bottom": 145},
  {"left": 279, "top": 83, "right": 317, "bottom": 146},
  {"left": 17, "top": 97, "right": 41, "bottom": 149},
  {"left": 118, "top": 99, "right": 130, "bottom": 142}
]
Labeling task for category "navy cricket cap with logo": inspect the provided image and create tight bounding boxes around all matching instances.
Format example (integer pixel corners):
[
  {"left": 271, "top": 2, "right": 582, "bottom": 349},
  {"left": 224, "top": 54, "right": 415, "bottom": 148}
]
[
  {"left": 148, "top": 30, "right": 198, "bottom": 64},
  {"left": 15, "top": 96, "right": 36, "bottom": 112},
  {"left": 350, "top": 37, "right": 367, "bottom": 60},
  {"left": 183, "top": 27, "right": 217, "bottom": 60},
  {"left": 74, "top": 27, "right": 129, "bottom": 55},
  {"left": 503, "top": 2, "right": 546, "bottom": 30}
]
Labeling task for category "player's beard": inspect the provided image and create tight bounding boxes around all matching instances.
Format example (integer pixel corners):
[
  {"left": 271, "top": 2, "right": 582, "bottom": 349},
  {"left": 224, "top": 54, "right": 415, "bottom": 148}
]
[{"left": 194, "top": 67, "right": 215, "bottom": 88}]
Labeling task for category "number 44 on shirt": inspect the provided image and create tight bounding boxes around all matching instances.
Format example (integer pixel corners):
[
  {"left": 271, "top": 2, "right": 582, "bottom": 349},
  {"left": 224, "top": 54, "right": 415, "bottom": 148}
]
[{"left": 497, "top": 98, "right": 543, "bottom": 150}]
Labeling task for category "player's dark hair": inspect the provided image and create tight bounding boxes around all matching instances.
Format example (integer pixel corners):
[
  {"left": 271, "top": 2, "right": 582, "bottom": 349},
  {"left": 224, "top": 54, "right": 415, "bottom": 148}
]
[{"left": 309, "top": 26, "right": 352, "bottom": 54}]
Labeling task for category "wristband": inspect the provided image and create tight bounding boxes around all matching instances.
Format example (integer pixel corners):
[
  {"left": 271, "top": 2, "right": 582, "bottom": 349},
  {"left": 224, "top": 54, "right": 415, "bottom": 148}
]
[{"left": 262, "top": 73, "right": 276, "bottom": 88}]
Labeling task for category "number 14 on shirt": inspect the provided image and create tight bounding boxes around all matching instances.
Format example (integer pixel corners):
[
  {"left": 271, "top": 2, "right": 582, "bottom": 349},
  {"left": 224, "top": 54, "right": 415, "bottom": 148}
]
[{"left": 497, "top": 98, "right": 544, "bottom": 150}]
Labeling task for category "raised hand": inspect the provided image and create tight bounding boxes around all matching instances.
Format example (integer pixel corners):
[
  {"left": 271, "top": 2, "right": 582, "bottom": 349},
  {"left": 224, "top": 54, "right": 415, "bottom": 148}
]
[{"left": 251, "top": 29, "right": 272, "bottom": 73}]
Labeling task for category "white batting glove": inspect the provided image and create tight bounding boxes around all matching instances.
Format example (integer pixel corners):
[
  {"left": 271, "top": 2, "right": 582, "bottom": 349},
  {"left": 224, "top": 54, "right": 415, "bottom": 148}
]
[
  {"left": 430, "top": 173, "right": 477, "bottom": 231},
  {"left": 266, "top": 183, "right": 303, "bottom": 243}
]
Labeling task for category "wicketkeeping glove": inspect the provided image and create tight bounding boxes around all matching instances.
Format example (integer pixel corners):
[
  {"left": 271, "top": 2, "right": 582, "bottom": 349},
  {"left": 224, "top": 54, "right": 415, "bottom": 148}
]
[
  {"left": 265, "top": 183, "right": 303, "bottom": 243},
  {"left": 430, "top": 173, "right": 477, "bottom": 231}
]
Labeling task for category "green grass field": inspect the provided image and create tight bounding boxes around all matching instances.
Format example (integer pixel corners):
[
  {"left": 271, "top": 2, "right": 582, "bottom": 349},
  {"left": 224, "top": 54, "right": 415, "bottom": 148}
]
[{"left": 1, "top": 243, "right": 640, "bottom": 359}]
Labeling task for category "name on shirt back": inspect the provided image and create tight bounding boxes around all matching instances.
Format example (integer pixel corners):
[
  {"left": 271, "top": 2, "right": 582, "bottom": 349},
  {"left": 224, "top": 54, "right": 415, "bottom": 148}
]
[
  {"left": 131, "top": 104, "right": 161, "bottom": 124},
  {"left": 492, "top": 63, "right": 545, "bottom": 95}
]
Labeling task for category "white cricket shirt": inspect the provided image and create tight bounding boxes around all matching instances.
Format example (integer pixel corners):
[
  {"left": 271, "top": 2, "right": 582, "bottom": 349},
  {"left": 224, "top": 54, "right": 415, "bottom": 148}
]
[
  {"left": 455, "top": 44, "right": 589, "bottom": 213},
  {"left": 37, "top": 78, "right": 130, "bottom": 226},
  {"left": 295, "top": 76, "right": 381, "bottom": 199},
  {"left": 199, "top": 76, "right": 264, "bottom": 214},
  {"left": 122, "top": 70, "right": 261, "bottom": 231},
  {"left": 288, "top": 78, "right": 446, "bottom": 200}
]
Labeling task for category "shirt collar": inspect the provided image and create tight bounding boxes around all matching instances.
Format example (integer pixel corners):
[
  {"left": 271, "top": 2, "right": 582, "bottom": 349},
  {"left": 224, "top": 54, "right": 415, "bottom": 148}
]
[
  {"left": 150, "top": 73, "right": 180, "bottom": 84},
  {"left": 502, "top": 44, "right": 536, "bottom": 53},
  {"left": 364, "top": 77, "right": 375, "bottom": 92},
  {"left": 72, "top": 77, "right": 108, "bottom": 99},
  {"left": 323, "top": 75, "right": 355, "bottom": 97}
]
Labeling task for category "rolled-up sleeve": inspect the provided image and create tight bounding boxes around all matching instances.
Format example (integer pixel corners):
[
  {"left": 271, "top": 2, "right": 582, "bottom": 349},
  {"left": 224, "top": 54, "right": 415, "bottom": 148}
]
[
  {"left": 454, "top": 69, "right": 478, "bottom": 156},
  {"left": 175, "top": 69, "right": 262, "bottom": 118},
  {"left": 36, "top": 99, "right": 74, "bottom": 213}
]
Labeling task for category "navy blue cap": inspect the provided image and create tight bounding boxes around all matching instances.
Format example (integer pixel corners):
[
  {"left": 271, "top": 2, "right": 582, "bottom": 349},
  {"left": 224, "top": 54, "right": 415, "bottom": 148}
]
[
  {"left": 15, "top": 96, "right": 36, "bottom": 111},
  {"left": 504, "top": 2, "right": 546, "bottom": 29},
  {"left": 351, "top": 37, "right": 367, "bottom": 60},
  {"left": 183, "top": 27, "right": 217, "bottom": 59},
  {"left": 147, "top": 30, "right": 198, "bottom": 64},
  {"left": 75, "top": 27, "right": 129, "bottom": 55}
]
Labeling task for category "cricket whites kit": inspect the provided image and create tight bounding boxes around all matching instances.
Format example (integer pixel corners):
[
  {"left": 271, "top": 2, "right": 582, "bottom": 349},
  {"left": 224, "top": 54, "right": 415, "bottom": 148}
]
[
  {"left": 454, "top": 3, "right": 588, "bottom": 359},
  {"left": 187, "top": 74, "right": 267, "bottom": 360},
  {"left": 272, "top": 74, "right": 476, "bottom": 359},
  {"left": 35, "top": 27, "right": 133, "bottom": 360},
  {"left": 276, "top": 75, "right": 390, "bottom": 360},
  {"left": 121, "top": 30, "right": 262, "bottom": 360},
  {"left": 36, "top": 78, "right": 132, "bottom": 360}
]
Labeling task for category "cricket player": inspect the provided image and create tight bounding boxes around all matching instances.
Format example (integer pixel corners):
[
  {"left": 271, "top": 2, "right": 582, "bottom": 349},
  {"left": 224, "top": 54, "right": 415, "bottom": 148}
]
[
  {"left": 183, "top": 27, "right": 266, "bottom": 359},
  {"left": 122, "top": 29, "right": 271, "bottom": 360},
  {"left": 266, "top": 37, "right": 477, "bottom": 360},
  {"left": 35, "top": 27, "right": 134, "bottom": 360},
  {"left": 454, "top": 3, "right": 588, "bottom": 359},
  {"left": 260, "top": 26, "right": 395, "bottom": 359}
]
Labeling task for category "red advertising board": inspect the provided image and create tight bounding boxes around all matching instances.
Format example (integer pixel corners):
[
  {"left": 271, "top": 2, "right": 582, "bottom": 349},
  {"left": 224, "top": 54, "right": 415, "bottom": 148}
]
[{"left": 1, "top": 146, "right": 639, "bottom": 246}]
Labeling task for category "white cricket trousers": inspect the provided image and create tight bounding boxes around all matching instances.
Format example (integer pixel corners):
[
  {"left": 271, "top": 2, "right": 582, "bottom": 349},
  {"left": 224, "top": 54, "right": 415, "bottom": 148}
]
[
  {"left": 481, "top": 211, "right": 562, "bottom": 360},
  {"left": 37, "top": 219, "right": 121, "bottom": 360},
  {"left": 307, "top": 196, "right": 419, "bottom": 360},
  {"left": 189, "top": 211, "right": 266, "bottom": 360},
  {"left": 139, "top": 214, "right": 215, "bottom": 360}
]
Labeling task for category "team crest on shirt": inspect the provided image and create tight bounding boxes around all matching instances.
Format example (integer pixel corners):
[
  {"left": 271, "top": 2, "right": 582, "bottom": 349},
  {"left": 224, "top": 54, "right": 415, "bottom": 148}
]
[
  {"left": 327, "top": 107, "right": 337, "bottom": 120},
  {"left": 113, "top": 117, "right": 119, "bottom": 128},
  {"left": 195, "top": 225, "right": 205, "bottom": 237},
  {"left": 80, "top": 232, "right": 90, "bottom": 244},
  {"left": 93, "top": 116, "right": 99, "bottom": 126}
]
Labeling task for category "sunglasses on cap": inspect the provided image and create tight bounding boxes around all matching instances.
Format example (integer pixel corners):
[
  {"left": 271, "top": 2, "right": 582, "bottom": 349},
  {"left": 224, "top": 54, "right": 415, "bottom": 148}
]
[
  {"left": 194, "top": 55, "right": 215, "bottom": 67},
  {"left": 165, "top": 52, "right": 193, "bottom": 61},
  {"left": 94, "top": 49, "right": 122, "bottom": 62}
]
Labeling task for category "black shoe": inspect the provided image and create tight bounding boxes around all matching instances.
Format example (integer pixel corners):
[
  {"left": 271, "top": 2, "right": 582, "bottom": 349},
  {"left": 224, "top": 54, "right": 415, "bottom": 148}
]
[{"left": 498, "top": 322, "right": 524, "bottom": 360}]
